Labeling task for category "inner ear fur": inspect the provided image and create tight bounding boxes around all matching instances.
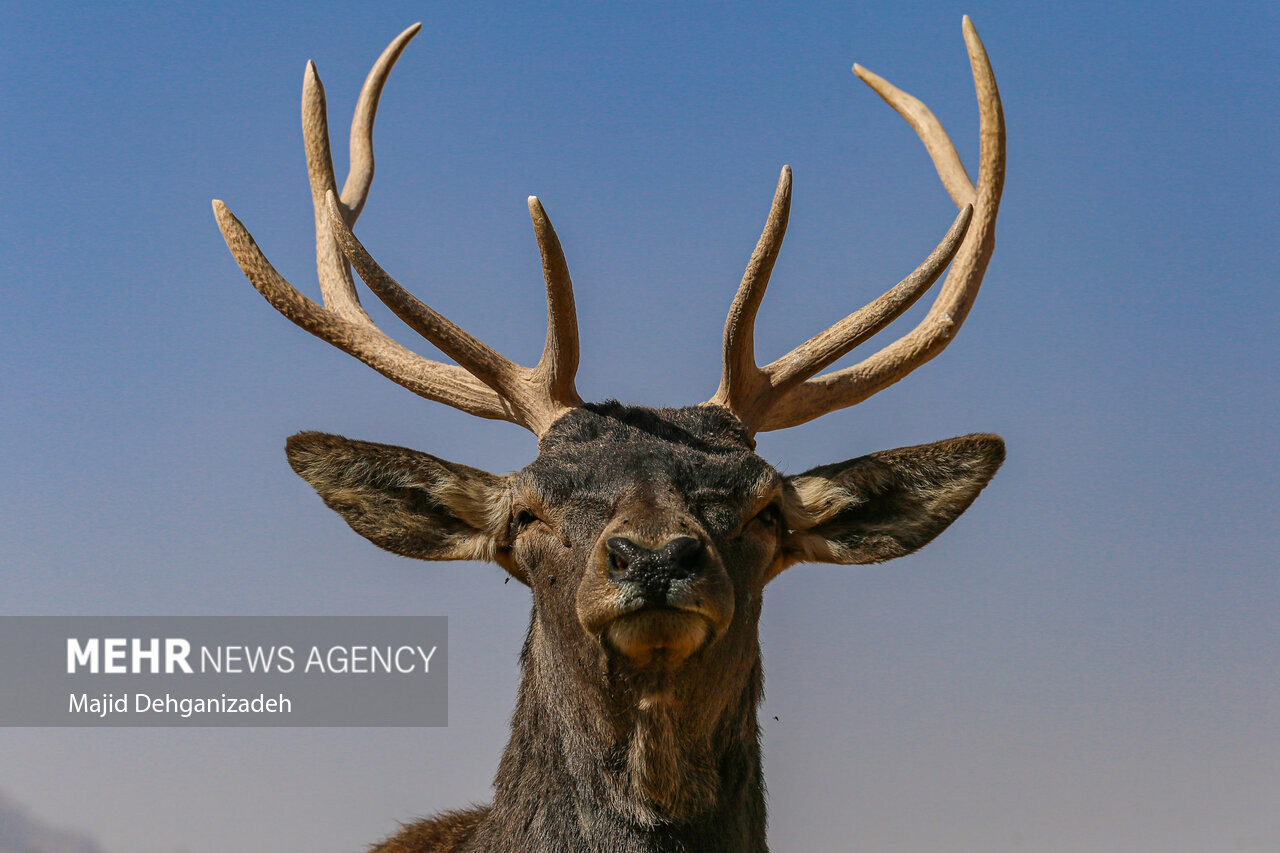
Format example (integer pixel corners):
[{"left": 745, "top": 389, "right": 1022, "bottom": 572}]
[
  {"left": 778, "top": 433, "right": 1005, "bottom": 570},
  {"left": 285, "top": 431, "right": 512, "bottom": 564}
]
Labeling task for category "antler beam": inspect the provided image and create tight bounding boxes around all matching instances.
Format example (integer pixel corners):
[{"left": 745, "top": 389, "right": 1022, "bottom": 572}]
[
  {"left": 710, "top": 16, "right": 1005, "bottom": 434},
  {"left": 213, "top": 24, "right": 582, "bottom": 436}
]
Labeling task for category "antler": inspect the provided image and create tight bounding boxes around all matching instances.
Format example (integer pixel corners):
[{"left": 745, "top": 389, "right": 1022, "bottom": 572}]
[
  {"left": 212, "top": 24, "right": 582, "bottom": 436},
  {"left": 710, "top": 16, "right": 1005, "bottom": 434}
]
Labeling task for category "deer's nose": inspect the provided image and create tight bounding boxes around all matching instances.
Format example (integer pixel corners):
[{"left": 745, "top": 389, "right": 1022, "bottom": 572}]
[{"left": 606, "top": 535, "right": 706, "bottom": 591}]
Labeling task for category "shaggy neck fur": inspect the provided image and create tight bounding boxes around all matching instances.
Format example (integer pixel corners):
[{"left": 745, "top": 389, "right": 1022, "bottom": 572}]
[{"left": 471, "top": 618, "right": 768, "bottom": 853}]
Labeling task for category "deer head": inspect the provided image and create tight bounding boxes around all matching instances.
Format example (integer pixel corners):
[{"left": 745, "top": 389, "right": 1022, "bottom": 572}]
[{"left": 214, "top": 17, "right": 1004, "bottom": 849}]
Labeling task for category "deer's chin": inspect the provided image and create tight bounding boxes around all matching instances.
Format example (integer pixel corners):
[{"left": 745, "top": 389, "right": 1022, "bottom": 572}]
[{"left": 603, "top": 609, "right": 712, "bottom": 669}]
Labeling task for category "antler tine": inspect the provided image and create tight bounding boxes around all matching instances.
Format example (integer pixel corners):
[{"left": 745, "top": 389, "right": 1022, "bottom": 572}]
[
  {"left": 709, "top": 166, "right": 792, "bottom": 417},
  {"left": 850, "top": 63, "right": 976, "bottom": 209},
  {"left": 342, "top": 23, "right": 422, "bottom": 221},
  {"left": 301, "top": 60, "right": 360, "bottom": 321},
  {"left": 528, "top": 197, "right": 584, "bottom": 411},
  {"left": 725, "top": 16, "right": 1004, "bottom": 434}
]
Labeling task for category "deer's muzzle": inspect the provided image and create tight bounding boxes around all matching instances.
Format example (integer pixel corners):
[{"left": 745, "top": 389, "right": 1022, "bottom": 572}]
[{"left": 578, "top": 523, "right": 735, "bottom": 670}]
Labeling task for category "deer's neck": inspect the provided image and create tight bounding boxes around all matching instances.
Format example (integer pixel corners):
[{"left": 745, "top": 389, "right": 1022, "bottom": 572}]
[{"left": 479, "top": 622, "right": 767, "bottom": 853}]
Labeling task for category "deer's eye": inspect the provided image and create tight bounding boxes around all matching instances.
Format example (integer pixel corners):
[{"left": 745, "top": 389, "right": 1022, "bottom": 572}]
[
  {"left": 513, "top": 509, "right": 542, "bottom": 535},
  {"left": 751, "top": 503, "right": 784, "bottom": 529}
]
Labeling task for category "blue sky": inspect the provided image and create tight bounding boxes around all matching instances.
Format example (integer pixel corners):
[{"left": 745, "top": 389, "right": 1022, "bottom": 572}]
[{"left": 2, "top": 1, "right": 1277, "bottom": 851}]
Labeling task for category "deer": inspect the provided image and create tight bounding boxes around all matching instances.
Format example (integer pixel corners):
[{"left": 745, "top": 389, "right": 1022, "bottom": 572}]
[{"left": 213, "top": 15, "right": 1004, "bottom": 853}]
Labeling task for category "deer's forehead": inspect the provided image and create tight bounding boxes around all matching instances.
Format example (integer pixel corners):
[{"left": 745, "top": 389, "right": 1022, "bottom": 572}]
[
  {"left": 520, "top": 445, "right": 774, "bottom": 501},
  {"left": 516, "top": 403, "right": 776, "bottom": 507}
]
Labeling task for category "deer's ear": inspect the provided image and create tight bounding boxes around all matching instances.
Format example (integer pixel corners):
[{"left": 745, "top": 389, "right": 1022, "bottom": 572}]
[
  {"left": 777, "top": 434, "right": 1004, "bottom": 571},
  {"left": 285, "top": 432, "right": 511, "bottom": 563}
]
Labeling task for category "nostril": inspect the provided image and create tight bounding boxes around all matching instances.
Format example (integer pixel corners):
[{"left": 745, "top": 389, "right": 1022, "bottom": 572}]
[
  {"left": 606, "top": 536, "right": 641, "bottom": 581},
  {"left": 607, "top": 537, "right": 641, "bottom": 559},
  {"left": 665, "top": 536, "right": 704, "bottom": 577}
]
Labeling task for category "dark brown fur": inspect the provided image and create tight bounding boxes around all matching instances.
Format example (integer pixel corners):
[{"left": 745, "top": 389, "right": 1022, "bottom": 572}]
[
  {"left": 287, "top": 403, "right": 1004, "bottom": 852},
  {"left": 369, "top": 809, "right": 486, "bottom": 852}
]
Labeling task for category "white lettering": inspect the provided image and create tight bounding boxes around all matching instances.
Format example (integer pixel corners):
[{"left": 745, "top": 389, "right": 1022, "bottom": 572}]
[
  {"left": 103, "top": 638, "right": 127, "bottom": 673},
  {"left": 132, "top": 638, "right": 160, "bottom": 673},
  {"left": 166, "top": 638, "right": 193, "bottom": 673},
  {"left": 67, "top": 638, "right": 97, "bottom": 673}
]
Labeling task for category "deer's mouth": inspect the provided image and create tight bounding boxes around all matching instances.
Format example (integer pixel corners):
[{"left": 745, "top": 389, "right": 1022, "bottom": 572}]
[
  {"left": 603, "top": 605, "right": 714, "bottom": 669},
  {"left": 577, "top": 530, "right": 737, "bottom": 667}
]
